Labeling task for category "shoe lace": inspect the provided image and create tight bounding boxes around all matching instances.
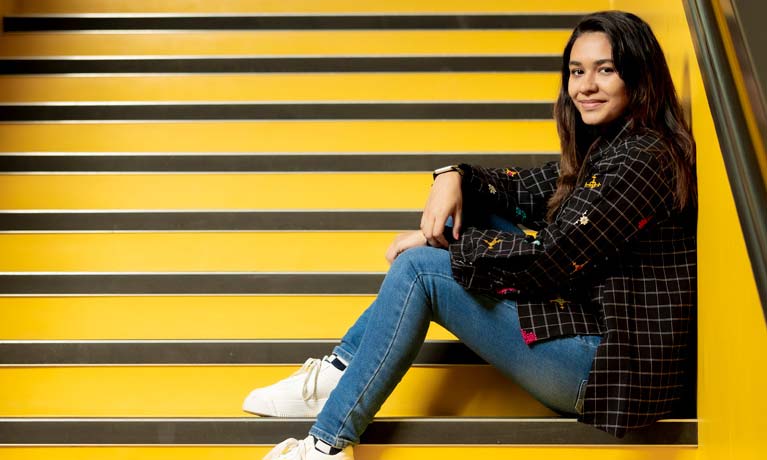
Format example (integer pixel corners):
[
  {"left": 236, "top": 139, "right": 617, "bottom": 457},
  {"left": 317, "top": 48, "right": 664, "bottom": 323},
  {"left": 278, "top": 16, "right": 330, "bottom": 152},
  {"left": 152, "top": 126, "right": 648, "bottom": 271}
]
[
  {"left": 295, "top": 356, "right": 331, "bottom": 402},
  {"left": 263, "top": 437, "right": 309, "bottom": 460}
]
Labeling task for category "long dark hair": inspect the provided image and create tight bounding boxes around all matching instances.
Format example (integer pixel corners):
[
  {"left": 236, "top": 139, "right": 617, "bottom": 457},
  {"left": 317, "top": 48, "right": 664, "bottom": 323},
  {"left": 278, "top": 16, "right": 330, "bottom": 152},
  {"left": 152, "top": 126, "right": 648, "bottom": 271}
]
[{"left": 547, "top": 11, "right": 696, "bottom": 220}]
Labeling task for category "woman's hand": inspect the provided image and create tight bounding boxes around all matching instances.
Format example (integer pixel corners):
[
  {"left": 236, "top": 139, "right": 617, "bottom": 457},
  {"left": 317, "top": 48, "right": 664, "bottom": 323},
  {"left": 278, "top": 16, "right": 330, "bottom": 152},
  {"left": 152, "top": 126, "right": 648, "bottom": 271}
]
[
  {"left": 420, "top": 171, "right": 463, "bottom": 248},
  {"left": 385, "top": 230, "right": 428, "bottom": 264}
]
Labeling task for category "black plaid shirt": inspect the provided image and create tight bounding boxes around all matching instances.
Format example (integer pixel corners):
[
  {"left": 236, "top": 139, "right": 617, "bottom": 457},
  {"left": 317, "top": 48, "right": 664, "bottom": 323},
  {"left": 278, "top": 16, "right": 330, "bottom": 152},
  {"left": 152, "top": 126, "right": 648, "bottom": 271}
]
[{"left": 449, "top": 125, "right": 697, "bottom": 437}]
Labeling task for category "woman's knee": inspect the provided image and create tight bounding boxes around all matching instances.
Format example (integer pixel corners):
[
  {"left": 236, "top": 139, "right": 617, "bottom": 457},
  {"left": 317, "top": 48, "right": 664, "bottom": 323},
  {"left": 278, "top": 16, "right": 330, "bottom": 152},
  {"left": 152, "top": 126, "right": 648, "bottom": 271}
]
[{"left": 391, "top": 246, "right": 450, "bottom": 276}]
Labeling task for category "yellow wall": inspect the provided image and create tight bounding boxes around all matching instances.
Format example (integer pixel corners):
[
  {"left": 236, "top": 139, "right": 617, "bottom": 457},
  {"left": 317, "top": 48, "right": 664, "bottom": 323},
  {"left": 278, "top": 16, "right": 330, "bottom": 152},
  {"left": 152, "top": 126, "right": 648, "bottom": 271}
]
[{"left": 612, "top": 2, "right": 767, "bottom": 460}]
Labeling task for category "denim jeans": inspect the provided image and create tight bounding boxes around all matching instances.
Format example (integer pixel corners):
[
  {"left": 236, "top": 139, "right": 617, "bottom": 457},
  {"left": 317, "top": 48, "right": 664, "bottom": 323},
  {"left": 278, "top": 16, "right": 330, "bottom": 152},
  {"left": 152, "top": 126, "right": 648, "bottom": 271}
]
[{"left": 308, "top": 246, "right": 601, "bottom": 449}]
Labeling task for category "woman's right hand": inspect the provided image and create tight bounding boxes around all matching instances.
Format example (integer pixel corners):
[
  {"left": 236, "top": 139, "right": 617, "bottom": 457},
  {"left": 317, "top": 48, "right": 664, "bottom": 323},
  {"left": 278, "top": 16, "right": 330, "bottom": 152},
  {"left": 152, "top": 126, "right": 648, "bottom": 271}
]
[{"left": 420, "top": 171, "right": 463, "bottom": 248}]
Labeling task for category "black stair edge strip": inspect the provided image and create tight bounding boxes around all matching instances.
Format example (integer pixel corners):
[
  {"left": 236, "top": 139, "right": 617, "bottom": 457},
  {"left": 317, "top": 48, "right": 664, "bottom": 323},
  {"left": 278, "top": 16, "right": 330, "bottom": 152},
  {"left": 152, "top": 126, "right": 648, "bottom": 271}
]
[
  {"left": 0, "top": 340, "right": 484, "bottom": 365},
  {"left": 0, "top": 102, "right": 554, "bottom": 121},
  {"left": 0, "top": 211, "right": 422, "bottom": 231},
  {"left": 0, "top": 418, "right": 697, "bottom": 445},
  {"left": 0, "top": 56, "right": 561, "bottom": 75},
  {"left": 0, "top": 273, "right": 385, "bottom": 295},
  {"left": 3, "top": 14, "right": 583, "bottom": 31},
  {"left": 0, "top": 153, "right": 559, "bottom": 172}
]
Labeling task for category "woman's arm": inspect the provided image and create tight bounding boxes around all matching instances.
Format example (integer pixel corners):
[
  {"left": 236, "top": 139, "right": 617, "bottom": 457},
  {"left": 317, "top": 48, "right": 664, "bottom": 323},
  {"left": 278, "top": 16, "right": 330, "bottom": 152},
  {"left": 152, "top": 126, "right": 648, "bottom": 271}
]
[{"left": 451, "top": 144, "right": 675, "bottom": 295}]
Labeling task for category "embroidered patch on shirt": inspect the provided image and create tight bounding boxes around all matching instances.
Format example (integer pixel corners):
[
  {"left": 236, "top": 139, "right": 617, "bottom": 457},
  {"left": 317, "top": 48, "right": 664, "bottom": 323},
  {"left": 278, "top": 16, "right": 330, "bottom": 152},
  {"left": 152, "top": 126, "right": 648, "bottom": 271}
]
[
  {"left": 572, "top": 261, "right": 587, "bottom": 273},
  {"left": 550, "top": 298, "right": 569, "bottom": 310},
  {"left": 575, "top": 212, "right": 589, "bottom": 226},
  {"left": 504, "top": 168, "right": 518, "bottom": 177},
  {"left": 520, "top": 328, "right": 538, "bottom": 345},
  {"left": 515, "top": 206, "right": 527, "bottom": 221},
  {"left": 584, "top": 175, "right": 602, "bottom": 189},
  {"left": 638, "top": 215, "right": 653, "bottom": 229},
  {"left": 497, "top": 287, "right": 519, "bottom": 296},
  {"left": 483, "top": 237, "right": 502, "bottom": 249},
  {"left": 488, "top": 184, "right": 497, "bottom": 194}
]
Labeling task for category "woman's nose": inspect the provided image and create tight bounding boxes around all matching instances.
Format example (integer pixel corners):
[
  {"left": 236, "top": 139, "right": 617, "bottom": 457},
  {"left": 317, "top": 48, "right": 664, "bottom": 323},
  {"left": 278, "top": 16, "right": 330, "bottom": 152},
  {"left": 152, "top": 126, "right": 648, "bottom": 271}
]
[{"left": 580, "top": 73, "right": 598, "bottom": 94}]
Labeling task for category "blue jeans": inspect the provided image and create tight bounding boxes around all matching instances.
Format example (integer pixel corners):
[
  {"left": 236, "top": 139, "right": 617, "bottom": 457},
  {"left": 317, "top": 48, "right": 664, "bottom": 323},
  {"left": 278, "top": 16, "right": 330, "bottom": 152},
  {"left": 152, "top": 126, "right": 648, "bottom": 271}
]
[{"left": 309, "top": 246, "right": 601, "bottom": 449}]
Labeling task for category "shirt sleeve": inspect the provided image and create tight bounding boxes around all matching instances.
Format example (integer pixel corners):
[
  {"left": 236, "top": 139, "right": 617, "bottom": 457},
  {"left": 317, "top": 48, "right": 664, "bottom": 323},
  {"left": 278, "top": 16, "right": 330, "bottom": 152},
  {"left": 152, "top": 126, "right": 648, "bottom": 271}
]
[
  {"left": 459, "top": 161, "right": 560, "bottom": 225},
  {"left": 450, "top": 146, "right": 675, "bottom": 294}
]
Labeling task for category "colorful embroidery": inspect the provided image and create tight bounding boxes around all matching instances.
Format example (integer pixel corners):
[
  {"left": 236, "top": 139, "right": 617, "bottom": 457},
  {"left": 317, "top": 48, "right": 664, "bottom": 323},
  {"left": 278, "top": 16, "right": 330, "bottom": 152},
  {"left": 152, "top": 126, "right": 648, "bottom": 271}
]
[
  {"left": 575, "top": 212, "right": 589, "bottom": 226},
  {"left": 497, "top": 287, "right": 519, "bottom": 296},
  {"left": 638, "top": 215, "right": 653, "bottom": 229},
  {"left": 532, "top": 239, "right": 542, "bottom": 246},
  {"left": 572, "top": 261, "right": 587, "bottom": 272},
  {"left": 515, "top": 206, "right": 527, "bottom": 221},
  {"left": 584, "top": 175, "right": 602, "bottom": 189},
  {"left": 488, "top": 184, "right": 497, "bottom": 194},
  {"left": 550, "top": 298, "right": 570, "bottom": 310},
  {"left": 483, "top": 237, "right": 502, "bottom": 249},
  {"left": 520, "top": 328, "right": 538, "bottom": 345},
  {"left": 504, "top": 168, "right": 518, "bottom": 177}
]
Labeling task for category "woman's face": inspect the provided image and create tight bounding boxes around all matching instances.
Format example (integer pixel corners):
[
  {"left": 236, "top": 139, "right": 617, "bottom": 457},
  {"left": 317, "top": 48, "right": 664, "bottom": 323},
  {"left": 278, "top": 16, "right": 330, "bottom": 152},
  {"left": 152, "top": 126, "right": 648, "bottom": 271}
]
[{"left": 567, "top": 32, "right": 629, "bottom": 126}]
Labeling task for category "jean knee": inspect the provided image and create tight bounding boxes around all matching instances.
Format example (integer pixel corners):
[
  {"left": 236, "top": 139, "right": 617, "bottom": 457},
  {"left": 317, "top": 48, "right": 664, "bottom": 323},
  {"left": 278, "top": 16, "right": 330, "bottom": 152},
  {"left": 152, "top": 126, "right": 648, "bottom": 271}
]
[{"left": 391, "top": 246, "right": 449, "bottom": 276}]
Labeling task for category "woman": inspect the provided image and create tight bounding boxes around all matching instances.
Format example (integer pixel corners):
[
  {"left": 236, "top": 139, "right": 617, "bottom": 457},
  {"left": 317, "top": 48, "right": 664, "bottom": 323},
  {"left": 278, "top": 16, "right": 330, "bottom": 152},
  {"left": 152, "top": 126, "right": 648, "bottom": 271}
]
[{"left": 246, "top": 11, "right": 697, "bottom": 459}]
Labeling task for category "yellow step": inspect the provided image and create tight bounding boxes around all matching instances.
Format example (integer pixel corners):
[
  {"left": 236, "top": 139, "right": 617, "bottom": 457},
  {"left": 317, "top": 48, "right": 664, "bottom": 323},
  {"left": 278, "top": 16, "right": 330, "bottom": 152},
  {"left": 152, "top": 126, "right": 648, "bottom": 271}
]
[
  {"left": 0, "top": 73, "right": 559, "bottom": 102},
  {"left": 0, "top": 232, "right": 398, "bottom": 272},
  {"left": 0, "top": 174, "right": 430, "bottom": 209},
  {"left": 0, "top": 121, "right": 558, "bottom": 152},
  {"left": 0, "top": 366, "right": 555, "bottom": 417},
  {"left": 0, "top": 30, "right": 569, "bottom": 57},
  {"left": 0, "top": 296, "right": 458, "bottom": 340},
  {"left": 4, "top": 0, "right": 610, "bottom": 14}
]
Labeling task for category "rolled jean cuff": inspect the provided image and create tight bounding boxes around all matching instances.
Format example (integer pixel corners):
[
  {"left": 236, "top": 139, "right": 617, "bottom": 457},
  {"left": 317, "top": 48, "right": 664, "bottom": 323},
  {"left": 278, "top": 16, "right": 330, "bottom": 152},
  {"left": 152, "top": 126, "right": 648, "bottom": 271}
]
[
  {"left": 331, "top": 345, "right": 355, "bottom": 367},
  {"left": 308, "top": 425, "right": 353, "bottom": 450}
]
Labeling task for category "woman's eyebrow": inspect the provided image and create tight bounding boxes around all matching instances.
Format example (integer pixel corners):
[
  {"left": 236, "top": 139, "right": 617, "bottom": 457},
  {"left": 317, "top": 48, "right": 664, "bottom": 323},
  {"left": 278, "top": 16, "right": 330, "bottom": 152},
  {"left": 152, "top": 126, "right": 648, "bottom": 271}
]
[{"left": 569, "top": 58, "right": 615, "bottom": 66}]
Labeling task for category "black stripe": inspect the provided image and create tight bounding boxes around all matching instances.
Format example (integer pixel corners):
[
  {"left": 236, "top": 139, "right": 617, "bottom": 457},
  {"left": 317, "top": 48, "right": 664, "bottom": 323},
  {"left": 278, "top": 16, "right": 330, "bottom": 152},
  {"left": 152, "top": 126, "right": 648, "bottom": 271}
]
[
  {"left": 3, "top": 15, "right": 582, "bottom": 31},
  {"left": 0, "top": 273, "right": 384, "bottom": 295},
  {"left": 0, "top": 418, "right": 697, "bottom": 445},
  {"left": 0, "top": 340, "right": 484, "bottom": 365},
  {"left": 0, "top": 56, "right": 561, "bottom": 75},
  {"left": 0, "top": 211, "right": 421, "bottom": 231},
  {"left": 0, "top": 103, "right": 553, "bottom": 121},
  {"left": 0, "top": 153, "right": 559, "bottom": 172}
]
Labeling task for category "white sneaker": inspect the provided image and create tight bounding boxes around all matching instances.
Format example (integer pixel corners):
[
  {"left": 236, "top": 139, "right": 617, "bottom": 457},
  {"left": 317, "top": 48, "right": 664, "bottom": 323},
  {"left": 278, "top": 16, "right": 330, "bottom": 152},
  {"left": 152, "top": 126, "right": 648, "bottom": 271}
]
[
  {"left": 263, "top": 436, "right": 354, "bottom": 460},
  {"left": 244, "top": 356, "right": 344, "bottom": 417}
]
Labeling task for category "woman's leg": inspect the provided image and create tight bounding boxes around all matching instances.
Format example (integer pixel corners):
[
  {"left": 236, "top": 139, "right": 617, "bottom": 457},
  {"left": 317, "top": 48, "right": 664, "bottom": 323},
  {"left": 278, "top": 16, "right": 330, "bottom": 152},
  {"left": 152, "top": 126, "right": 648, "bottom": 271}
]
[{"left": 309, "top": 246, "right": 599, "bottom": 449}]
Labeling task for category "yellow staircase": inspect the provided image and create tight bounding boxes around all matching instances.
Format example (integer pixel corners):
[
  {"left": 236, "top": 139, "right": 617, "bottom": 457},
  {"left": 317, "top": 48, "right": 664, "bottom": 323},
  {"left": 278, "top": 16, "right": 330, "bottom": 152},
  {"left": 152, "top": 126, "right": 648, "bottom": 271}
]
[{"left": 0, "top": 1, "right": 716, "bottom": 459}]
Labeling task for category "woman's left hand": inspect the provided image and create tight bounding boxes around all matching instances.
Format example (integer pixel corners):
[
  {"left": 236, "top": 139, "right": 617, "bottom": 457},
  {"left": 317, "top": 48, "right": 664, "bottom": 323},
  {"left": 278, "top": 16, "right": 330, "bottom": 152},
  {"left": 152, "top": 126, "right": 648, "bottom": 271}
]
[{"left": 385, "top": 230, "right": 428, "bottom": 264}]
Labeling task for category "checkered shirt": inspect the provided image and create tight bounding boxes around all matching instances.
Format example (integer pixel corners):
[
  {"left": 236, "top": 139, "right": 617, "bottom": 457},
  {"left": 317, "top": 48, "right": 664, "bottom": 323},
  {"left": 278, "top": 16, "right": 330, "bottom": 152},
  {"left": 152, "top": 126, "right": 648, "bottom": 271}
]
[{"left": 449, "top": 125, "right": 697, "bottom": 437}]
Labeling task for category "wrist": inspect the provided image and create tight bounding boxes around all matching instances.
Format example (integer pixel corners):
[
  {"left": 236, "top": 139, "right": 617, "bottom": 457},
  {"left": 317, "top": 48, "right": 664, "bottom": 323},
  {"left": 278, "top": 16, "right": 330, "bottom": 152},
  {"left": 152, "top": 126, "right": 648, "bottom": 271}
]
[{"left": 433, "top": 165, "right": 464, "bottom": 180}]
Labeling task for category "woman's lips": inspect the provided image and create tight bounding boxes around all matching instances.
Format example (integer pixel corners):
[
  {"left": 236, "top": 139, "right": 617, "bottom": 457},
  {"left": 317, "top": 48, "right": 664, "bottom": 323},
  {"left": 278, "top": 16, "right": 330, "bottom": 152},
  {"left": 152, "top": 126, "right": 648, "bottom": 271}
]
[{"left": 578, "top": 100, "right": 606, "bottom": 110}]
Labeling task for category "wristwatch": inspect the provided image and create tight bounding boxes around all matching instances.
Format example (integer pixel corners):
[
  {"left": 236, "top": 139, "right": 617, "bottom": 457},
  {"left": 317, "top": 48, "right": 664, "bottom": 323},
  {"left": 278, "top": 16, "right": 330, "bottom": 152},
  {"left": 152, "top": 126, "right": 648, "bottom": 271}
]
[{"left": 433, "top": 164, "right": 463, "bottom": 180}]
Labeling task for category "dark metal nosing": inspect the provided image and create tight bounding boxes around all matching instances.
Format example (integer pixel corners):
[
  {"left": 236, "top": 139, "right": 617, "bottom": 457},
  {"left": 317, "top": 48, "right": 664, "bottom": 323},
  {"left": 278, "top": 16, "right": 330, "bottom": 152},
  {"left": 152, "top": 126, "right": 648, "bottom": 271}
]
[
  {"left": 0, "top": 418, "right": 697, "bottom": 445},
  {"left": 685, "top": 0, "right": 767, "bottom": 316},
  {"left": 0, "top": 273, "right": 385, "bottom": 295},
  {"left": 0, "top": 211, "right": 421, "bottom": 232},
  {"left": 0, "top": 340, "right": 484, "bottom": 365},
  {"left": 0, "top": 56, "right": 561, "bottom": 75},
  {"left": 2, "top": 14, "right": 583, "bottom": 31},
  {"left": 0, "top": 153, "right": 559, "bottom": 173},
  {"left": 0, "top": 103, "right": 554, "bottom": 122}
]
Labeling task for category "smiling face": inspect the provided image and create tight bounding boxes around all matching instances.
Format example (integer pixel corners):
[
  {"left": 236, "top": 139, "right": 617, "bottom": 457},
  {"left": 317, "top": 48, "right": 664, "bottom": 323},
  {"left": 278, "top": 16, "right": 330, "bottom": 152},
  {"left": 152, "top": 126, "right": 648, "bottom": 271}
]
[{"left": 567, "top": 32, "right": 629, "bottom": 126}]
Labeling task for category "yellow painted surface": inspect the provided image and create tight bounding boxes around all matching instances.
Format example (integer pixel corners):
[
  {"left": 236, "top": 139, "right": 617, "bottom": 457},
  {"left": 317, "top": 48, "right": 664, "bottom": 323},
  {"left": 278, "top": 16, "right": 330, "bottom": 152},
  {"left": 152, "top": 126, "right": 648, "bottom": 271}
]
[
  {"left": 0, "top": 73, "right": 560, "bottom": 102},
  {"left": 0, "top": 232, "right": 397, "bottom": 272},
  {"left": 0, "top": 121, "right": 559, "bottom": 153},
  {"left": 0, "top": 173, "right": 431, "bottom": 209},
  {"left": 0, "top": 296, "right": 457, "bottom": 340},
  {"left": 0, "top": 366, "right": 555, "bottom": 417},
  {"left": 1, "top": 0, "right": 610, "bottom": 14},
  {"left": 0, "top": 30, "right": 569, "bottom": 57},
  {"left": 612, "top": 1, "right": 767, "bottom": 459},
  {"left": 0, "top": 446, "right": 696, "bottom": 460}
]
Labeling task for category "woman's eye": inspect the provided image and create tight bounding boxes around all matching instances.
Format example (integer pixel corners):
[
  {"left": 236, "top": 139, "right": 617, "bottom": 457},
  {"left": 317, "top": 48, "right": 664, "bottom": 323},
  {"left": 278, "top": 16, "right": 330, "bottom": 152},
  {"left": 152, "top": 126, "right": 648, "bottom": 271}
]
[
  {"left": 599, "top": 67, "right": 615, "bottom": 74},
  {"left": 570, "top": 68, "right": 584, "bottom": 76}
]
